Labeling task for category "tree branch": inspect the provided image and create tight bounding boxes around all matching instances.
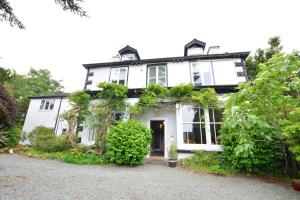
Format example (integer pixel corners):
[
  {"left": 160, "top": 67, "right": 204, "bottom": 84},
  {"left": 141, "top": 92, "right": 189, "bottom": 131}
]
[{"left": 0, "top": 0, "right": 25, "bottom": 29}]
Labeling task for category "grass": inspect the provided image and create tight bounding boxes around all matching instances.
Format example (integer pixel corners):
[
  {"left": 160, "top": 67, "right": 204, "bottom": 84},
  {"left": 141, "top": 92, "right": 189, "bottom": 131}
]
[
  {"left": 181, "top": 150, "right": 237, "bottom": 176},
  {"left": 15, "top": 146, "right": 106, "bottom": 165}
]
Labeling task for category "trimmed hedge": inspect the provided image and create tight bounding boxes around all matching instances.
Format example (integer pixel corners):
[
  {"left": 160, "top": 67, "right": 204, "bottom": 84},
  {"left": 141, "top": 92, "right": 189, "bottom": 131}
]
[{"left": 105, "top": 120, "right": 152, "bottom": 166}]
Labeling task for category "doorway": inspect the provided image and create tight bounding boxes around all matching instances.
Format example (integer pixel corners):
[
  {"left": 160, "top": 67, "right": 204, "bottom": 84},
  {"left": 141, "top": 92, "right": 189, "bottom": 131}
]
[{"left": 150, "top": 120, "right": 165, "bottom": 157}]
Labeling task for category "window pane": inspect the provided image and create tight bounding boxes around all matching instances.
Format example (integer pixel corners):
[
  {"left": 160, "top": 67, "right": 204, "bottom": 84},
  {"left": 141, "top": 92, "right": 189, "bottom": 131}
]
[
  {"left": 44, "top": 100, "right": 50, "bottom": 110},
  {"left": 50, "top": 100, "right": 55, "bottom": 109},
  {"left": 200, "top": 123, "right": 206, "bottom": 144},
  {"left": 210, "top": 124, "right": 216, "bottom": 144},
  {"left": 215, "top": 124, "right": 221, "bottom": 144},
  {"left": 199, "top": 107, "right": 205, "bottom": 122},
  {"left": 158, "top": 77, "right": 166, "bottom": 86},
  {"left": 203, "top": 72, "right": 212, "bottom": 85},
  {"left": 149, "top": 67, "right": 156, "bottom": 78},
  {"left": 119, "top": 79, "right": 125, "bottom": 85},
  {"left": 110, "top": 68, "right": 119, "bottom": 83},
  {"left": 182, "top": 105, "right": 200, "bottom": 123},
  {"left": 158, "top": 66, "right": 166, "bottom": 77},
  {"left": 209, "top": 107, "right": 214, "bottom": 122},
  {"left": 183, "top": 123, "right": 201, "bottom": 144},
  {"left": 149, "top": 78, "right": 156, "bottom": 84},
  {"left": 193, "top": 72, "right": 201, "bottom": 86},
  {"left": 214, "top": 108, "right": 224, "bottom": 122},
  {"left": 40, "top": 100, "right": 45, "bottom": 109},
  {"left": 119, "top": 68, "right": 127, "bottom": 79}
]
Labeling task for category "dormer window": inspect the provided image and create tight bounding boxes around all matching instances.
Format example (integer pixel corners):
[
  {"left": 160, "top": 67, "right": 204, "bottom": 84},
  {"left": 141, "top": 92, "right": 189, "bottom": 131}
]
[
  {"left": 184, "top": 39, "right": 206, "bottom": 56},
  {"left": 119, "top": 45, "right": 140, "bottom": 61},
  {"left": 110, "top": 67, "right": 128, "bottom": 85}
]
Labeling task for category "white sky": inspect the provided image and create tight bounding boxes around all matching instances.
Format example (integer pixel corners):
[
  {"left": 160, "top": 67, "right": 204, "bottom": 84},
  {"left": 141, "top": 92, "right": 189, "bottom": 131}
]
[{"left": 0, "top": 0, "right": 299, "bottom": 92}]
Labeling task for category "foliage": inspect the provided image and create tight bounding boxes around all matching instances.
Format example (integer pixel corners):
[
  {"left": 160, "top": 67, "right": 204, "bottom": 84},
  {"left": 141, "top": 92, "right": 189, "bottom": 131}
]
[
  {"left": 0, "top": 67, "right": 15, "bottom": 85},
  {"left": 61, "top": 91, "right": 90, "bottom": 146},
  {"left": 9, "top": 68, "right": 63, "bottom": 123},
  {"left": 169, "top": 83, "right": 194, "bottom": 98},
  {"left": 30, "top": 126, "right": 70, "bottom": 152},
  {"left": 168, "top": 140, "right": 177, "bottom": 159},
  {"left": 182, "top": 151, "right": 230, "bottom": 175},
  {"left": 131, "top": 83, "right": 218, "bottom": 117},
  {"left": 87, "top": 82, "right": 129, "bottom": 155},
  {"left": 105, "top": 120, "right": 152, "bottom": 166},
  {"left": 0, "top": 131, "right": 8, "bottom": 147},
  {"left": 0, "top": 85, "right": 18, "bottom": 129},
  {"left": 0, "top": 0, "right": 87, "bottom": 29},
  {"left": 221, "top": 53, "right": 300, "bottom": 174},
  {"left": 20, "top": 147, "right": 106, "bottom": 165},
  {"left": 2, "top": 125, "right": 22, "bottom": 147},
  {"left": 246, "top": 36, "right": 283, "bottom": 80},
  {"left": 285, "top": 122, "right": 300, "bottom": 161}
]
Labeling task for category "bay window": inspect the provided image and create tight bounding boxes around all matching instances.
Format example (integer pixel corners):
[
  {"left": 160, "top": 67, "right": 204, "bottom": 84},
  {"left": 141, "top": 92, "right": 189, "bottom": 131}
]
[
  {"left": 147, "top": 65, "right": 167, "bottom": 86},
  {"left": 181, "top": 104, "right": 223, "bottom": 146},
  {"left": 110, "top": 67, "right": 128, "bottom": 85}
]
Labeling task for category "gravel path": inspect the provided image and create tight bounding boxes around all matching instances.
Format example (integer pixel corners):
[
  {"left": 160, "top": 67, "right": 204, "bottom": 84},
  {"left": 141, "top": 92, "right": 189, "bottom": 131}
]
[{"left": 0, "top": 154, "right": 299, "bottom": 200}]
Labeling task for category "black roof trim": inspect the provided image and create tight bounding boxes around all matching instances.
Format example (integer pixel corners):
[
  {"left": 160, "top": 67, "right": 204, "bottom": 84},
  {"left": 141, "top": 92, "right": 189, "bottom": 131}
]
[
  {"left": 184, "top": 39, "right": 206, "bottom": 56},
  {"left": 118, "top": 45, "right": 140, "bottom": 60},
  {"left": 29, "top": 93, "right": 69, "bottom": 99},
  {"left": 83, "top": 51, "right": 250, "bottom": 69}
]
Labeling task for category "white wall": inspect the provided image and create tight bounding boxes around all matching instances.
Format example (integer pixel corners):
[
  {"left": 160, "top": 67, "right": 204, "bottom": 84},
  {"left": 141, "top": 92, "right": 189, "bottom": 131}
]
[
  {"left": 212, "top": 59, "right": 240, "bottom": 85},
  {"left": 87, "top": 67, "right": 111, "bottom": 90},
  {"left": 137, "top": 106, "right": 177, "bottom": 158},
  {"left": 22, "top": 98, "right": 70, "bottom": 134},
  {"left": 127, "top": 64, "right": 147, "bottom": 88},
  {"left": 167, "top": 62, "right": 191, "bottom": 87}
]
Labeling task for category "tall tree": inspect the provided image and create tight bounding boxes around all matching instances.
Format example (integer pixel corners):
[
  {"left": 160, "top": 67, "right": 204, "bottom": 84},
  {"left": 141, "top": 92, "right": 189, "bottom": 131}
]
[
  {"left": 0, "top": 67, "right": 15, "bottom": 85},
  {"left": 10, "top": 68, "right": 63, "bottom": 122},
  {"left": 0, "top": 0, "right": 87, "bottom": 29},
  {"left": 246, "top": 36, "right": 283, "bottom": 80},
  {"left": 0, "top": 85, "right": 17, "bottom": 129}
]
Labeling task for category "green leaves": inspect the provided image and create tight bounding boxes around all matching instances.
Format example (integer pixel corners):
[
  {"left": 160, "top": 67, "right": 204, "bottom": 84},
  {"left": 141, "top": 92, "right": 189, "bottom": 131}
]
[
  {"left": 105, "top": 120, "right": 152, "bottom": 166},
  {"left": 221, "top": 53, "right": 300, "bottom": 173}
]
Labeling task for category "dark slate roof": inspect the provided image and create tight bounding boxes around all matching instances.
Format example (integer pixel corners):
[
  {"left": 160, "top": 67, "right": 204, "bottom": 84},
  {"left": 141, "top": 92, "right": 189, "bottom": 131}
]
[
  {"left": 118, "top": 45, "right": 140, "bottom": 60},
  {"left": 184, "top": 39, "right": 206, "bottom": 56},
  {"left": 83, "top": 51, "right": 250, "bottom": 69},
  {"left": 29, "top": 93, "right": 69, "bottom": 99}
]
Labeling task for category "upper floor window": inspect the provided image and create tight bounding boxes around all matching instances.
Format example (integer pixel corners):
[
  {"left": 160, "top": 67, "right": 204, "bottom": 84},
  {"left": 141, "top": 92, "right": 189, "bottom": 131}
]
[
  {"left": 148, "top": 65, "right": 167, "bottom": 86},
  {"left": 191, "top": 62, "right": 214, "bottom": 86},
  {"left": 40, "top": 99, "right": 55, "bottom": 110},
  {"left": 110, "top": 67, "right": 128, "bottom": 85}
]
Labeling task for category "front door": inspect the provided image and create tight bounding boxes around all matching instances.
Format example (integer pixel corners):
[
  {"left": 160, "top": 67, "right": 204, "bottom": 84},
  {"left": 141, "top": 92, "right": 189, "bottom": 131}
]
[{"left": 150, "top": 120, "right": 164, "bottom": 157}]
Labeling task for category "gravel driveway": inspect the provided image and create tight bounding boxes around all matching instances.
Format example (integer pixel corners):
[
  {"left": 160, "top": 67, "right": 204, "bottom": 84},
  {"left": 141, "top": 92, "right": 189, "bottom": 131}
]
[{"left": 0, "top": 154, "right": 299, "bottom": 200}]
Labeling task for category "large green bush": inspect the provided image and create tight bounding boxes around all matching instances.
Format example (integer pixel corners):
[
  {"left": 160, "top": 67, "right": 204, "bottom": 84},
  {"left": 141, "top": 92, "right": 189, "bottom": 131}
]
[
  {"left": 30, "top": 126, "right": 70, "bottom": 152},
  {"left": 2, "top": 125, "right": 22, "bottom": 147},
  {"left": 105, "top": 120, "right": 152, "bottom": 166}
]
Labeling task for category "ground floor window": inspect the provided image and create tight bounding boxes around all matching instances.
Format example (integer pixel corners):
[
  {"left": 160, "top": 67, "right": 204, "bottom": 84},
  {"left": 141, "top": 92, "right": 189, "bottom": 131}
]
[{"left": 181, "top": 104, "right": 223, "bottom": 145}]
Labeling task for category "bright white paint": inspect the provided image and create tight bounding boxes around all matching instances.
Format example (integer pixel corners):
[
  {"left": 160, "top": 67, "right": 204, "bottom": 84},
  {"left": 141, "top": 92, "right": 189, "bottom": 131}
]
[
  {"left": 167, "top": 62, "right": 191, "bottom": 87},
  {"left": 127, "top": 65, "right": 147, "bottom": 89},
  {"left": 87, "top": 67, "right": 110, "bottom": 90},
  {"left": 212, "top": 59, "right": 240, "bottom": 85}
]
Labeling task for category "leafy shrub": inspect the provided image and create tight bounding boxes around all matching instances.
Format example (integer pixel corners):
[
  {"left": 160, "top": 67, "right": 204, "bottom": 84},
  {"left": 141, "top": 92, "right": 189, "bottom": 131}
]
[
  {"left": 168, "top": 140, "right": 177, "bottom": 159},
  {"left": 221, "top": 113, "right": 284, "bottom": 173},
  {"left": 0, "top": 131, "right": 8, "bottom": 147},
  {"left": 62, "top": 151, "right": 105, "bottom": 165},
  {"left": 30, "top": 126, "right": 70, "bottom": 152},
  {"left": 2, "top": 125, "right": 22, "bottom": 147},
  {"left": 169, "top": 83, "right": 194, "bottom": 98},
  {"left": 285, "top": 122, "right": 300, "bottom": 161},
  {"left": 105, "top": 120, "right": 152, "bottom": 166},
  {"left": 139, "top": 84, "right": 168, "bottom": 106}
]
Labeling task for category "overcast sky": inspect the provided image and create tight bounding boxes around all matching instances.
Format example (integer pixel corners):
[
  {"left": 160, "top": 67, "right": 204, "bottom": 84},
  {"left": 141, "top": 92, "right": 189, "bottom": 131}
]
[{"left": 0, "top": 0, "right": 299, "bottom": 92}]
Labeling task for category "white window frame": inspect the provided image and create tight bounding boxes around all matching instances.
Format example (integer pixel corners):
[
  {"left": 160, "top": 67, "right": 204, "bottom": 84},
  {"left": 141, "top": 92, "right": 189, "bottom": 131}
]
[
  {"left": 109, "top": 67, "right": 128, "bottom": 85},
  {"left": 147, "top": 65, "right": 167, "bottom": 86},
  {"left": 190, "top": 61, "right": 214, "bottom": 86},
  {"left": 176, "top": 104, "right": 223, "bottom": 152},
  {"left": 39, "top": 99, "right": 55, "bottom": 110}
]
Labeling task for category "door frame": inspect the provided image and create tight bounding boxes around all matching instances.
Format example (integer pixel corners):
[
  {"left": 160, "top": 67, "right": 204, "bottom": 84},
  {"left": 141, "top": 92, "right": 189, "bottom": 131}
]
[{"left": 149, "top": 118, "right": 167, "bottom": 157}]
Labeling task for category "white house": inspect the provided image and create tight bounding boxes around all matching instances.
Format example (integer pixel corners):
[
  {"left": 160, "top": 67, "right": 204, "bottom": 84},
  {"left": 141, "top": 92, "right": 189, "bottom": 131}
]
[{"left": 22, "top": 39, "right": 250, "bottom": 158}]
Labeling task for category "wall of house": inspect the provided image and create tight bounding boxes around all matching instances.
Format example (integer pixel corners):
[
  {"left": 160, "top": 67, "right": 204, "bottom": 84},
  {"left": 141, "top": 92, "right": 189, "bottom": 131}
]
[
  {"left": 85, "top": 58, "right": 247, "bottom": 91},
  {"left": 22, "top": 98, "right": 71, "bottom": 135},
  {"left": 137, "top": 105, "right": 177, "bottom": 159}
]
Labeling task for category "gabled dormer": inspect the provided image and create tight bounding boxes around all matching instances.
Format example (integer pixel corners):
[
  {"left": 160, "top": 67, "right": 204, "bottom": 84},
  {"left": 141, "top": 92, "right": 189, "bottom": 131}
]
[
  {"left": 184, "top": 39, "right": 206, "bottom": 56},
  {"left": 119, "top": 45, "right": 140, "bottom": 61}
]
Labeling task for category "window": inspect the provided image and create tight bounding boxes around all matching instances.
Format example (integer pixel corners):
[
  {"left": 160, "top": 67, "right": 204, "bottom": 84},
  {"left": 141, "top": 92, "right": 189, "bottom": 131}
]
[
  {"left": 191, "top": 62, "right": 214, "bottom": 86},
  {"left": 62, "top": 128, "right": 67, "bottom": 134},
  {"left": 208, "top": 107, "right": 224, "bottom": 144},
  {"left": 182, "top": 105, "right": 206, "bottom": 144},
  {"left": 181, "top": 104, "right": 224, "bottom": 145},
  {"left": 148, "top": 65, "right": 167, "bottom": 86},
  {"left": 40, "top": 99, "right": 55, "bottom": 110},
  {"left": 88, "top": 129, "right": 97, "bottom": 142},
  {"left": 110, "top": 67, "right": 128, "bottom": 85}
]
